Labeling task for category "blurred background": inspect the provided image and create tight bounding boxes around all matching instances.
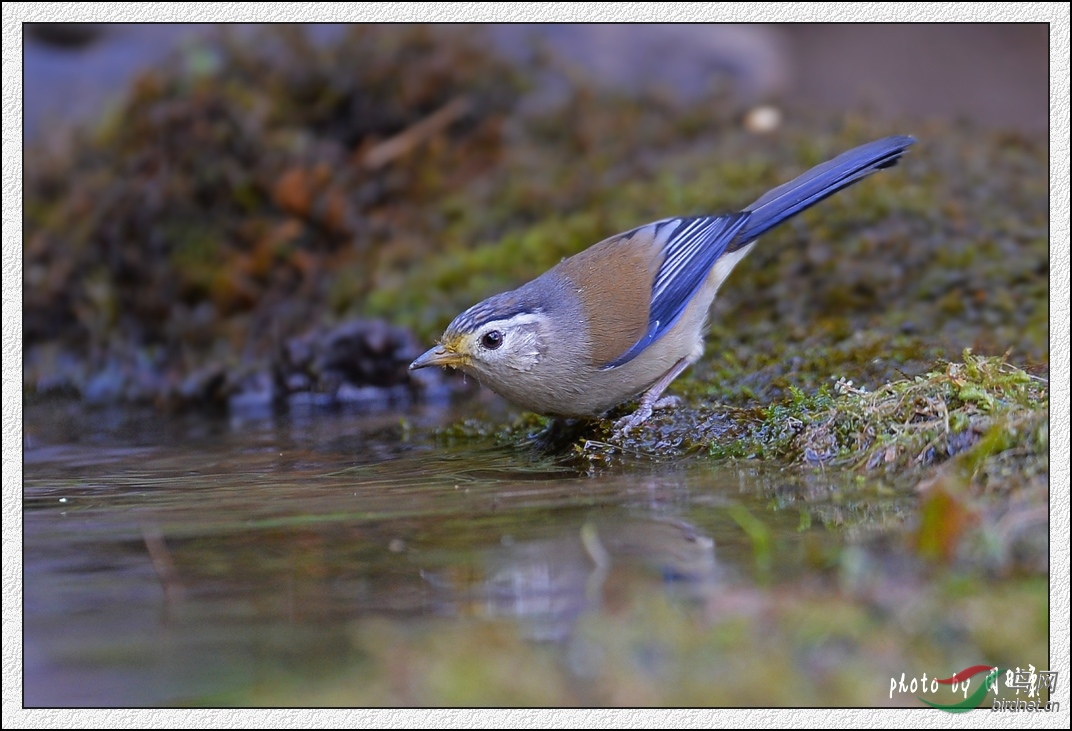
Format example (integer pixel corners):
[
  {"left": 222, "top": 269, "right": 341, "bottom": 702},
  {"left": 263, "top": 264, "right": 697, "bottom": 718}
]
[
  {"left": 25, "top": 23, "right": 1049, "bottom": 141},
  {"left": 21, "top": 23, "right": 1050, "bottom": 410}
]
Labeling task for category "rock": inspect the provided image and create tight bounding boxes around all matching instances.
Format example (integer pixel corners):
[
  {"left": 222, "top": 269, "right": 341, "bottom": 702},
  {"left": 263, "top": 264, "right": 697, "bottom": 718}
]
[{"left": 271, "top": 318, "right": 467, "bottom": 413}]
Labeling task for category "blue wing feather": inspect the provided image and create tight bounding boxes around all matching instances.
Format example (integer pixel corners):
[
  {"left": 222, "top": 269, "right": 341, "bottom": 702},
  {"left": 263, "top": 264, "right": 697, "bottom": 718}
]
[{"left": 601, "top": 212, "right": 749, "bottom": 369}]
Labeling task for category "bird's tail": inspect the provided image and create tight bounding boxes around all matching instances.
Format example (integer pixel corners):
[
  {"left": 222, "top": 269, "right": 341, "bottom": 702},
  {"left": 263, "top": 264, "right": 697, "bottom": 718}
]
[{"left": 735, "top": 135, "right": 916, "bottom": 246}]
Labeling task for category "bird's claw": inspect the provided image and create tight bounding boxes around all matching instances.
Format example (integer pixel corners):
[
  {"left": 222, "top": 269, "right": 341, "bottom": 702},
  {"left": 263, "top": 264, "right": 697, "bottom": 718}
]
[
  {"left": 612, "top": 406, "right": 652, "bottom": 438},
  {"left": 651, "top": 395, "right": 681, "bottom": 411},
  {"left": 611, "top": 395, "right": 680, "bottom": 438}
]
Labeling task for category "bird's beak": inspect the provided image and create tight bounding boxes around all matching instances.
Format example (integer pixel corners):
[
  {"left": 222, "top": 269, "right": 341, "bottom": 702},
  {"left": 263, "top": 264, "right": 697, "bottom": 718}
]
[{"left": 409, "top": 345, "right": 465, "bottom": 370}]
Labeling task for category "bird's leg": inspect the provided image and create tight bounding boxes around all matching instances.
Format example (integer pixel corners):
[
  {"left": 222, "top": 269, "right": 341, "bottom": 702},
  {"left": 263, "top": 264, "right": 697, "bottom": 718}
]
[{"left": 612, "top": 357, "right": 691, "bottom": 437}]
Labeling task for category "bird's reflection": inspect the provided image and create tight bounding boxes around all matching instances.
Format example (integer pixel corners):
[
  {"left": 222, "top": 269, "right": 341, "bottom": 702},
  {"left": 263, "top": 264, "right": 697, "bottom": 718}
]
[{"left": 444, "top": 517, "right": 718, "bottom": 643}]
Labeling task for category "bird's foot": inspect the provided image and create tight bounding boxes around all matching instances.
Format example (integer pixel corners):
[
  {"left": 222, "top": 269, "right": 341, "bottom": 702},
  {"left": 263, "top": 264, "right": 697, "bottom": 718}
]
[
  {"left": 611, "top": 395, "right": 680, "bottom": 438},
  {"left": 652, "top": 395, "right": 681, "bottom": 411}
]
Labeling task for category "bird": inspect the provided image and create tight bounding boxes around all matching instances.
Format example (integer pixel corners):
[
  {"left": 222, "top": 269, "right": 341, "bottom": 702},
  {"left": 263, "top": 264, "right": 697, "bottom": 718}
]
[{"left": 410, "top": 135, "right": 916, "bottom": 435}]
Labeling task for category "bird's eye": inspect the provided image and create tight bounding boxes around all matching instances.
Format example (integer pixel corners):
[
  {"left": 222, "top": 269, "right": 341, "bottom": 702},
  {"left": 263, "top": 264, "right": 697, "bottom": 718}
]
[{"left": 481, "top": 330, "right": 504, "bottom": 350}]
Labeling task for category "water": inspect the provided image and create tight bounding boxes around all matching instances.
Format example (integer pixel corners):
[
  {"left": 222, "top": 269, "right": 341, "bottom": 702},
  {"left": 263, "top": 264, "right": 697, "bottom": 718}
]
[{"left": 24, "top": 399, "right": 1041, "bottom": 708}]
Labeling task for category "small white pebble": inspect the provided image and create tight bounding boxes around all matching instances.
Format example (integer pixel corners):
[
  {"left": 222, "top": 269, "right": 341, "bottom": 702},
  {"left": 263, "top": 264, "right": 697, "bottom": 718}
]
[{"left": 744, "top": 105, "right": 782, "bottom": 134}]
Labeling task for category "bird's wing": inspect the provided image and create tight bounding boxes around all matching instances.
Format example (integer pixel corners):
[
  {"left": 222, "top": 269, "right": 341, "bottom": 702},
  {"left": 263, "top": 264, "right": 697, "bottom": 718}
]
[{"left": 601, "top": 212, "right": 750, "bottom": 369}]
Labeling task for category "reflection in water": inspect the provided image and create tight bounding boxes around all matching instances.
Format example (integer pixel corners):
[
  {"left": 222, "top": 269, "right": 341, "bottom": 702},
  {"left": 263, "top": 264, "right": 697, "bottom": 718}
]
[
  {"left": 475, "top": 519, "right": 717, "bottom": 643},
  {"left": 22, "top": 400, "right": 893, "bottom": 706}
]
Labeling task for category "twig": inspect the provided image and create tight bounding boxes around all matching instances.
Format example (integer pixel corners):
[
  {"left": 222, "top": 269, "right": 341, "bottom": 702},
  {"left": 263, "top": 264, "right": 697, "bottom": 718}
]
[{"left": 361, "top": 97, "right": 472, "bottom": 170}]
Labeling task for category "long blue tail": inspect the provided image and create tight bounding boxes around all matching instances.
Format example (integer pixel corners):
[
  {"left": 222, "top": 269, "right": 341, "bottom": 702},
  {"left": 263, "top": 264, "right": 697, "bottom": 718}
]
[{"left": 734, "top": 135, "right": 916, "bottom": 247}]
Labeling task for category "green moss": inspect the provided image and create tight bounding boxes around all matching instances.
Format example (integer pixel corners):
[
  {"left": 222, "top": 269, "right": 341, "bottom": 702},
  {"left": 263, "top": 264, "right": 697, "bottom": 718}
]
[
  {"left": 436, "top": 351, "right": 1045, "bottom": 483},
  {"left": 726, "top": 350, "right": 1048, "bottom": 477}
]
